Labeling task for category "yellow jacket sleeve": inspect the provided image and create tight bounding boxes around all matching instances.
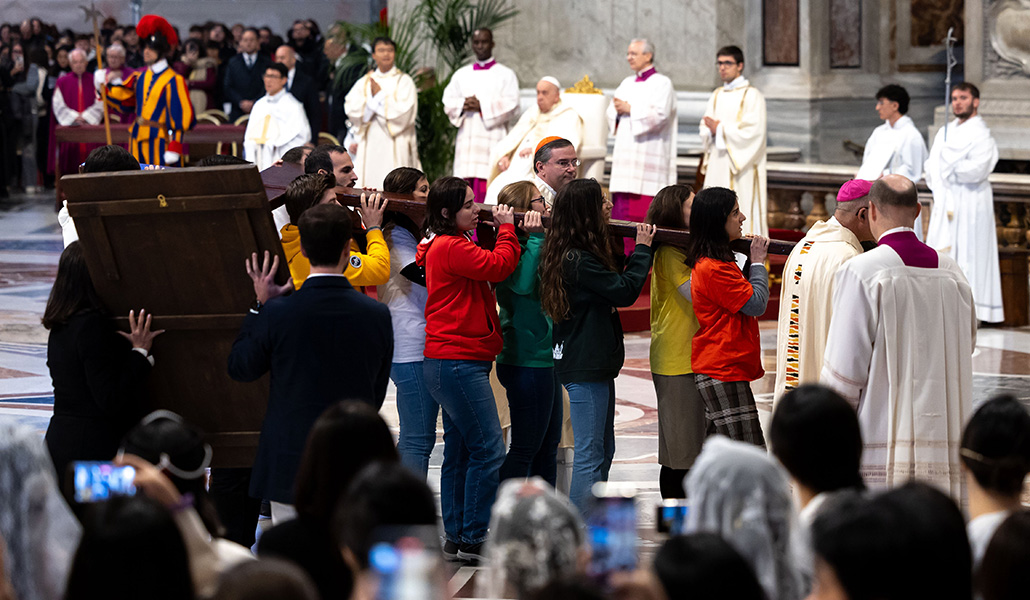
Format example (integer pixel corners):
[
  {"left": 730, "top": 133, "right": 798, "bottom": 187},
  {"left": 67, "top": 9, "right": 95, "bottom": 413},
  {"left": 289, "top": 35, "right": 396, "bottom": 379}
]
[{"left": 344, "top": 228, "right": 391, "bottom": 286}]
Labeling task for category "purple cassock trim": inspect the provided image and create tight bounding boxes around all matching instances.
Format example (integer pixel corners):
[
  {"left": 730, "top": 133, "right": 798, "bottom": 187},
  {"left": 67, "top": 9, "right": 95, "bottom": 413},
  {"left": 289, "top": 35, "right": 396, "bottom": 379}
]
[
  {"left": 877, "top": 231, "right": 938, "bottom": 268},
  {"left": 473, "top": 60, "right": 496, "bottom": 71},
  {"left": 635, "top": 67, "right": 657, "bottom": 82}
]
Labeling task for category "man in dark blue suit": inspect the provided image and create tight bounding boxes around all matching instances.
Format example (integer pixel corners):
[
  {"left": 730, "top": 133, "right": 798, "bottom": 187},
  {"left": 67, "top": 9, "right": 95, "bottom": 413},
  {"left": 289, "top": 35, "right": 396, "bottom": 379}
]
[
  {"left": 228, "top": 203, "right": 393, "bottom": 521},
  {"left": 275, "top": 45, "right": 320, "bottom": 139},
  {"left": 224, "top": 27, "right": 272, "bottom": 122}
]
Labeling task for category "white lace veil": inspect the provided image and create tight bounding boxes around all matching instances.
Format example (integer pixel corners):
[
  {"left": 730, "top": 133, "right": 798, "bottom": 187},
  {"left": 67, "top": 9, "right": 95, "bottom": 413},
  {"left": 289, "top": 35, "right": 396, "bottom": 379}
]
[
  {"left": 684, "top": 435, "right": 804, "bottom": 600},
  {"left": 0, "top": 422, "right": 82, "bottom": 600}
]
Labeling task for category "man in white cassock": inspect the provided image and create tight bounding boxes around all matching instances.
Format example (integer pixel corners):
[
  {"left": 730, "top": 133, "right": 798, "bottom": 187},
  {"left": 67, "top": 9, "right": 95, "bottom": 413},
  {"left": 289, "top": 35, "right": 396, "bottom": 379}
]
[
  {"left": 606, "top": 38, "right": 676, "bottom": 224},
  {"left": 773, "top": 179, "right": 875, "bottom": 404},
  {"left": 857, "top": 84, "right": 929, "bottom": 238},
  {"left": 442, "top": 28, "right": 519, "bottom": 202},
  {"left": 344, "top": 36, "right": 420, "bottom": 189},
  {"left": 925, "top": 82, "right": 1003, "bottom": 323},
  {"left": 243, "top": 63, "right": 310, "bottom": 170},
  {"left": 821, "top": 175, "right": 976, "bottom": 499},
  {"left": 485, "top": 77, "right": 583, "bottom": 205},
  {"left": 700, "top": 45, "right": 768, "bottom": 236}
]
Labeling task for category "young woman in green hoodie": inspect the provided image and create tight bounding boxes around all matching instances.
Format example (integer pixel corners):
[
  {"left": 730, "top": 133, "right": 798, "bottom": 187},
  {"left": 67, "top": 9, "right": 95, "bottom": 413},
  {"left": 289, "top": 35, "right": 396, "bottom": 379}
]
[
  {"left": 494, "top": 181, "right": 558, "bottom": 485},
  {"left": 539, "top": 178, "right": 655, "bottom": 512}
]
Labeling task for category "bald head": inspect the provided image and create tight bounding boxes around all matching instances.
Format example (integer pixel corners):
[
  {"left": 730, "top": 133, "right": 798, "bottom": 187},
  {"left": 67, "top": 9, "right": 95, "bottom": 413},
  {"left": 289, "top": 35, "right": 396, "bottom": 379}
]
[
  {"left": 868, "top": 174, "right": 921, "bottom": 237},
  {"left": 275, "top": 45, "right": 296, "bottom": 70}
]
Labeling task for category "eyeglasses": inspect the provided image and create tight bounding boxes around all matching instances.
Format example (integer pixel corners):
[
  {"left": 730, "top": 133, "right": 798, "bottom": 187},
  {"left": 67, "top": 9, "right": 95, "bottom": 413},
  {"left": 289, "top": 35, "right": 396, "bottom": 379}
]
[
  {"left": 716, "top": 60, "right": 739, "bottom": 67},
  {"left": 530, "top": 197, "right": 545, "bottom": 206},
  {"left": 553, "top": 158, "right": 580, "bottom": 169}
]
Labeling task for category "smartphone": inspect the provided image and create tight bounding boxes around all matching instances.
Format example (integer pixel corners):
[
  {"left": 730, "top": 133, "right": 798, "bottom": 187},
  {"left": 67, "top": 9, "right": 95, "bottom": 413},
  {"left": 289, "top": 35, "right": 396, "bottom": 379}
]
[
  {"left": 71, "top": 461, "right": 136, "bottom": 503},
  {"left": 655, "top": 500, "right": 690, "bottom": 535},
  {"left": 367, "top": 527, "right": 446, "bottom": 600},
  {"left": 586, "top": 483, "right": 637, "bottom": 588}
]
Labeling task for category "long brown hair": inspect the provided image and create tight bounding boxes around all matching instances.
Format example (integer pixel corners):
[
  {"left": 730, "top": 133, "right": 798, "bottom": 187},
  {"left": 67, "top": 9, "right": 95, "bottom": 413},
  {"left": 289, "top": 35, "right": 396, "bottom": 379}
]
[
  {"left": 42, "top": 241, "right": 105, "bottom": 329},
  {"left": 497, "top": 180, "right": 538, "bottom": 213},
  {"left": 540, "top": 179, "right": 615, "bottom": 321},
  {"left": 683, "top": 187, "right": 737, "bottom": 267},
  {"left": 646, "top": 184, "right": 693, "bottom": 251}
]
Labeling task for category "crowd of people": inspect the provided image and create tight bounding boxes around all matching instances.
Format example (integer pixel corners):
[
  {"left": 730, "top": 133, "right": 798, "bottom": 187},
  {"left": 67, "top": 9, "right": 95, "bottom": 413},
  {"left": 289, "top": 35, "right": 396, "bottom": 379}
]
[
  {"left": 0, "top": 15, "right": 366, "bottom": 196},
  {"left": 0, "top": 12, "right": 1027, "bottom": 600}
]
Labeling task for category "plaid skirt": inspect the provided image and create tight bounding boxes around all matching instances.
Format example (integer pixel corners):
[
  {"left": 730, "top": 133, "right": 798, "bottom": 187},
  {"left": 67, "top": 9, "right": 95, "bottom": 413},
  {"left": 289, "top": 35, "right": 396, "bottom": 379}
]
[{"left": 694, "top": 374, "right": 766, "bottom": 448}]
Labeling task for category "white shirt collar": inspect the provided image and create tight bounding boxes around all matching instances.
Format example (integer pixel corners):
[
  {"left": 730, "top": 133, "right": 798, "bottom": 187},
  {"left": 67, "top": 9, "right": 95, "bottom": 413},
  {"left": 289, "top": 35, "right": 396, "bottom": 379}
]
[
  {"left": 375, "top": 66, "right": 395, "bottom": 76},
  {"left": 267, "top": 88, "right": 287, "bottom": 102},
  {"left": 288, "top": 67, "right": 296, "bottom": 80},
  {"left": 150, "top": 59, "right": 169, "bottom": 74},
  {"left": 244, "top": 52, "right": 258, "bottom": 62},
  {"left": 723, "top": 75, "right": 748, "bottom": 90},
  {"left": 877, "top": 226, "right": 914, "bottom": 240},
  {"left": 306, "top": 273, "right": 346, "bottom": 279}
]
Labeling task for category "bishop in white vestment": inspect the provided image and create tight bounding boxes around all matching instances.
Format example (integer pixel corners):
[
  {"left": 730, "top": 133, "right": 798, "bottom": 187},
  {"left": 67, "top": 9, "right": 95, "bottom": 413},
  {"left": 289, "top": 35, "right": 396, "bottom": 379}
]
[
  {"left": 773, "top": 180, "right": 874, "bottom": 403},
  {"left": 925, "top": 85, "right": 1003, "bottom": 323},
  {"left": 700, "top": 47, "right": 768, "bottom": 236},
  {"left": 243, "top": 86, "right": 311, "bottom": 170},
  {"left": 442, "top": 28, "right": 520, "bottom": 201},
  {"left": 344, "top": 38, "right": 420, "bottom": 190},
  {"left": 607, "top": 39, "right": 677, "bottom": 223},
  {"left": 484, "top": 77, "right": 583, "bottom": 205},
  {"left": 821, "top": 175, "right": 976, "bottom": 499}
]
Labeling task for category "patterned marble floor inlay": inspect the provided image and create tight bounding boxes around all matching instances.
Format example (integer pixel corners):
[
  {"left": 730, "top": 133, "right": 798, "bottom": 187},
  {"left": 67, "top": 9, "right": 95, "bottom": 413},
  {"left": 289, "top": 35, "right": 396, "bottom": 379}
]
[{"left": 3, "top": 189, "right": 1030, "bottom": 595}]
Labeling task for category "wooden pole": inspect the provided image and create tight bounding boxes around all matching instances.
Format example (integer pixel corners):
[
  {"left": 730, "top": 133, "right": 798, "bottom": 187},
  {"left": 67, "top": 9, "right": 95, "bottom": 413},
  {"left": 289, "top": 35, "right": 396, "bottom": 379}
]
[{"left": 83, "top": 2, "right": 112, "bottom": 145}]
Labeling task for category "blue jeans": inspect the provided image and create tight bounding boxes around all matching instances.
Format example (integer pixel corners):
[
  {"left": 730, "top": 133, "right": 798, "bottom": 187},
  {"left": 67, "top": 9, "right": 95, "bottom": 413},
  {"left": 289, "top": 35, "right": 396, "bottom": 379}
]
[
  {"left": 392, "top": 361, "right": 439, "bottom": 478},
  {"left": 424, "top": 358, "right": 505, "bottom": 545},
  {"left": 566, "top": 380, "right": 616, "bottom": 513},
  {"left": 497, "top": 363, "right": 562, "bottom": 486}
]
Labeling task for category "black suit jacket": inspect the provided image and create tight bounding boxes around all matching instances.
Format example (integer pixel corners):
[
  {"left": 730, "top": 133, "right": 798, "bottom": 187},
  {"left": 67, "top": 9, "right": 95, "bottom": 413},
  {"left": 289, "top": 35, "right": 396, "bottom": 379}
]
[
  {"left": 288, "top": 70, "right": 320, "bottom": 138},
  {"left": 44, "top": 310, "right": 153, "bottom": 479},
  {"left": 227, "top": 276, "right": 393, "bottom": 503},
  {"left": 224, "top": 53, "right": 273, "bottom": 121}
]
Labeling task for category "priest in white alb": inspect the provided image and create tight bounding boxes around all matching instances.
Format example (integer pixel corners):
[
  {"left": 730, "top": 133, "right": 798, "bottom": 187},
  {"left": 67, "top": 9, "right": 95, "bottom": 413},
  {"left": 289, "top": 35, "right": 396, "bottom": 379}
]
[
  {"left": 484, "top": 76, "right": 583, "bottom": 205},
  {"left": 773, "top": 179, "right": 875, "bottom": 404},
  {"left": 700, "top": 45, "right": 768, "bottom": 236},
  {"left": 925, "top": 82, "right": 1003, "bottom": 323},
  {"left": 243, "top": 63, "right": 310, "bottom": 170},
  {"left": 857, "top": 84, "right": 929, "bottom": 238},
  {"left": 442, "top": 28, "right": 519, "bottom": 202},
  {"left": 344, "top": 36, "right": 420, "bottom": 189},
  {"left": 821, "top": 175, "right": 976, "bottom": 499},
  {"left": 606, "top": 38, "right": 676, "bottom": 225}
]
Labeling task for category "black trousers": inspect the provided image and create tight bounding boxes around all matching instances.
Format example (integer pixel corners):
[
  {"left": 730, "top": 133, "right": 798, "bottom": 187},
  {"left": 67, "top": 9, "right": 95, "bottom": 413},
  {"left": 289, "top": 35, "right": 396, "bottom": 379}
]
[{"left": 209, "top": 467, "right": 262, "bottom": 548}]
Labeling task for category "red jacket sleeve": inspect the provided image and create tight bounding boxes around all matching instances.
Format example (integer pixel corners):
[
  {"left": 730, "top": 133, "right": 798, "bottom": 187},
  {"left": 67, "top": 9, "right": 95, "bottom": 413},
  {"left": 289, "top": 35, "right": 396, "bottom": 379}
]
[{"left": 701, "top": 260, "right": 753, "bottom": 313}]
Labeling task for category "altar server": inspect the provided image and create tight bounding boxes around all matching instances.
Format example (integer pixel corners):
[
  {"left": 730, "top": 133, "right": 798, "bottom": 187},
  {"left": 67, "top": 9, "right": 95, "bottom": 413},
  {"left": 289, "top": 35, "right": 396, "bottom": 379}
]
[
  {"left": 344, "top": 36, "right": 420, "bottom": 190},
  {"left": 442, "top": 28, "right": 519, "bottom": 201},
  {"left": 925, "top": 82, "right": 1003, "bottom": 323},
  {"left": 699, "top": 45, "right": 768, "bottom": 236},
  {"left": 243, "top": 63, "right": 310, "bottom": 170}
]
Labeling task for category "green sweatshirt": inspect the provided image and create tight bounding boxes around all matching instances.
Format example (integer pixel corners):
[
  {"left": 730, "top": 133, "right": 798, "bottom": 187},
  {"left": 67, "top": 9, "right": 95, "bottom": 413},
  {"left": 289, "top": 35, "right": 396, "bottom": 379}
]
[
  {"left": 496, "top": 233, "right": 553, "bottom": 368},
  {"left": 552, "top": 244, "right": 654, "bottom": 383}
]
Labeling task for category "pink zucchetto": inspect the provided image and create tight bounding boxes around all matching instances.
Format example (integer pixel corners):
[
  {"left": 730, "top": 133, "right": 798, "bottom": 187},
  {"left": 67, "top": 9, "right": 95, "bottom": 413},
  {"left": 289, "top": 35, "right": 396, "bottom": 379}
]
[{"left": 836, "top": 179, "right": 873, "bottom": 202}]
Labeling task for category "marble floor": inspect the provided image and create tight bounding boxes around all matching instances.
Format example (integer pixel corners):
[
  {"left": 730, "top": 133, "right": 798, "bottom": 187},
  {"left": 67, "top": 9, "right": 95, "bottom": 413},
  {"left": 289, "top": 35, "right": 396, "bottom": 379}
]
[{"left": 3, "top": 189, "right": 1030, "bottom": 597}]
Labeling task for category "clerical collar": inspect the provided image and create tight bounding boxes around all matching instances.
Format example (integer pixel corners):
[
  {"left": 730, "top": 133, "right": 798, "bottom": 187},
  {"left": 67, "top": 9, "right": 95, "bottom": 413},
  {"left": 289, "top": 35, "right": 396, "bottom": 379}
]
[
  {"left": 474, "top": 58, "right": 496, "bottom": 70},
  {"left": 877, "top": 226, "right": 914, "bottom": 240},
  {"left": 150, "top": 59, "right": 169, "bottom": 74},
  {"left": 723, "top": 75, "right": 748, "bottom": 90},
  {"left": 635, "top": 66, "right": 656, "bottom": 82}
]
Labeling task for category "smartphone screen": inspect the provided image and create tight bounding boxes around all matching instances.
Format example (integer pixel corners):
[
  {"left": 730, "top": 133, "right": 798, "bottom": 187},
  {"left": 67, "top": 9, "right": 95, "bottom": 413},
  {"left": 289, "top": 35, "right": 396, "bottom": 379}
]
[
  {"left": 72, "top": 461, "right": 136, "bottom": 503},
  {"left": 367, "top": 526, "right": 446, "bottom": 600},
  {"left": 655, "top": 500, "right": 690, "bottom": 535},
  {"left": 586, "top": 485, "right": 637, "bottom": 587}
]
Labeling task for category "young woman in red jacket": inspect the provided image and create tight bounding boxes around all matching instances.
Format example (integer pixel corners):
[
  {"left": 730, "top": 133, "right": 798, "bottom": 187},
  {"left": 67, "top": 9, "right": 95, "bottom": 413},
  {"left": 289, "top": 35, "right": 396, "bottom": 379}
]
[{"left": 414, "top": 176, "right": 520, "bottom": 564}]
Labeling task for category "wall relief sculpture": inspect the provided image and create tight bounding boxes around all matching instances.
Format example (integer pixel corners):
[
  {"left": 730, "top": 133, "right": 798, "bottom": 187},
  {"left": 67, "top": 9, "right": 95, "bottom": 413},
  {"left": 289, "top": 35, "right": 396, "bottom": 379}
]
[{"left": 987, "top": 0, "right": 1030, "bottom": 77}]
